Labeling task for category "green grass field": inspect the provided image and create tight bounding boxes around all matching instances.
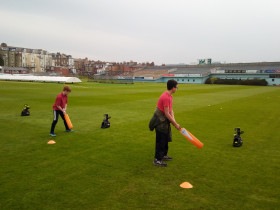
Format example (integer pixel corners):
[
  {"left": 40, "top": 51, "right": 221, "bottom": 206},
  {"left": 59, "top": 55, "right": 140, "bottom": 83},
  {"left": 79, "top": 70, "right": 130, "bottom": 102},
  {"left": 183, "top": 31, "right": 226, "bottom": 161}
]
[{"left": 0, "top": 81, "right": 280, "bottom": 209}]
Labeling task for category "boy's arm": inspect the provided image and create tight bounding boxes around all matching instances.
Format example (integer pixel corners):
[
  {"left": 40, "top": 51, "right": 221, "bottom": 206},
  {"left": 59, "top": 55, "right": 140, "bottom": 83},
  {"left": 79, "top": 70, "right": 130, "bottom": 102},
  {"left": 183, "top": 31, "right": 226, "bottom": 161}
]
[
  {"left": 63, "top": 104, "right": 67, "bottom": 113},
  {"left": 164, "top": 106, "right": 180, "bottom": 130},
  {"left": 54, "top": 96, "right": 66, "bottom": 114},
  {"left": 170, "top": 109, "right": 174, "bottom": 119},
  {"left": 57, "top": 106, "right": 66, "bottom": 114}
]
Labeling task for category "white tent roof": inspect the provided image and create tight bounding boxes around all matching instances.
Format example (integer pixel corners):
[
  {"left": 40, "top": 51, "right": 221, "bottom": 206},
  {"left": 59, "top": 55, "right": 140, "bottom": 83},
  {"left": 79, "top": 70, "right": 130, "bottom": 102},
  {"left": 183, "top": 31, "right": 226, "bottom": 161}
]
[{"left": 0, "top": 74, "right": 82, "bottom": 83}]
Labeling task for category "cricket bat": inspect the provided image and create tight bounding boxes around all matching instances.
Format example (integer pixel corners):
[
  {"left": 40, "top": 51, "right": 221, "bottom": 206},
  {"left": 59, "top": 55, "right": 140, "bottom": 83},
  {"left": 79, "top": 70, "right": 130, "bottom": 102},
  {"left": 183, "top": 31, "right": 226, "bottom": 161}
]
[
  {"left": 180, "top": 128, "right": 203, "bottom": 148},
  {"left": 64, "top": 114, "right": 73, "bottom": 129}
]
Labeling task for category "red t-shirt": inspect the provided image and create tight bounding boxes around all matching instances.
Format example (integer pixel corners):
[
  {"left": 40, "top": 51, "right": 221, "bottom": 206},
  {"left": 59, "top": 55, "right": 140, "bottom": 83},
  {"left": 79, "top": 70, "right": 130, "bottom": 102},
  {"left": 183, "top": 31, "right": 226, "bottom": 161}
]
[
  {"left": 157, "top": 91, "right": 173, "bottom": 114},
  {"left": 53, "top": 92, "right": 68, "bottom": 110}
]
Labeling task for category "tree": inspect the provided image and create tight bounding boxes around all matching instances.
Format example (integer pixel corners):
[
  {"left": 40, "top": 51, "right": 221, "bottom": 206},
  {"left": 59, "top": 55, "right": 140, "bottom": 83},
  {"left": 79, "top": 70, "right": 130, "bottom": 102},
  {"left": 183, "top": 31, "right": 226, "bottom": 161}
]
[{"left": 210, "top": 77, "right": 217, "bottom": 84}]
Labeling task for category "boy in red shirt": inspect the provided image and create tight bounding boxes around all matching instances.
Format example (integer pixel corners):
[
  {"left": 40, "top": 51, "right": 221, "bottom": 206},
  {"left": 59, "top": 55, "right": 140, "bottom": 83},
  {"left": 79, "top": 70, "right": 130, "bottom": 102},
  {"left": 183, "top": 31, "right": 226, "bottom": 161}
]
[
  {"left": 150, "top": 80, "right": 180, "bottom": 167},
  {"left": 50, "top": 86, "right": 73, "bottom": 137}
]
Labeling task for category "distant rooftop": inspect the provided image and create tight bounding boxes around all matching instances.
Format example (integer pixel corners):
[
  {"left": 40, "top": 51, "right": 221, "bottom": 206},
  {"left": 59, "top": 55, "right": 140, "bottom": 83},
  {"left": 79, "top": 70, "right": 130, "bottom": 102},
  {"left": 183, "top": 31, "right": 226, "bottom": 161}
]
[{"left": 143, "top": 62, "right": 280, "bottom": 74}]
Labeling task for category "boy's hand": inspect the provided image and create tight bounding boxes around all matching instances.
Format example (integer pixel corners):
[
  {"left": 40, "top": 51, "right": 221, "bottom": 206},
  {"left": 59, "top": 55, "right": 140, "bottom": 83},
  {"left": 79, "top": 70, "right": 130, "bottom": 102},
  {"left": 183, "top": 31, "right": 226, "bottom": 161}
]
[{"left": 175, "top": 123, "right": 181, "bottom": 130}]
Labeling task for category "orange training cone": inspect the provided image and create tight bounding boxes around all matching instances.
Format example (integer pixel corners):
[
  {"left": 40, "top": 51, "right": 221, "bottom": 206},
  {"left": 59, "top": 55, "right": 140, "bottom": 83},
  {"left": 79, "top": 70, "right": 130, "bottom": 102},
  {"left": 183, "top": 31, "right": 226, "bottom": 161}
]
[
  {"left": 180, "top": 182, "right": 193, "bottom": 189},
  {"left": 180, "top": 128, "right": 203, "bottom": 149},
  {"left": 48, "top": 140, "right": 56, "bottom": 144}
]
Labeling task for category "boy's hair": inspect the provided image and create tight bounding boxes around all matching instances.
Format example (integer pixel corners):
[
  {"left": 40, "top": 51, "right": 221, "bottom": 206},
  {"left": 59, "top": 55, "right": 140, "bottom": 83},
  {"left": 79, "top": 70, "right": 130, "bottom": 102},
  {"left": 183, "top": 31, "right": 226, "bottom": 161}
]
[
  {"left": 167, "top": 79, "right": 178, "bottom": 90},
  {"left": 63, "top": 85, "right": 71, "bottom": 92}
]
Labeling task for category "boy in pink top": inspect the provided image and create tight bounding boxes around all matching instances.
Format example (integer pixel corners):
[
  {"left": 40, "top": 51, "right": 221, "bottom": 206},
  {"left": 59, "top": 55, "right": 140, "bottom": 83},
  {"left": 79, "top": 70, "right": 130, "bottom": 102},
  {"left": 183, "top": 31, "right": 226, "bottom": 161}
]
[
  {"left": 152, "top": 80, "right": 180, "bottom": 167},
  {"left": 50, "top": 86, "right": 73, "bottom": 137}
]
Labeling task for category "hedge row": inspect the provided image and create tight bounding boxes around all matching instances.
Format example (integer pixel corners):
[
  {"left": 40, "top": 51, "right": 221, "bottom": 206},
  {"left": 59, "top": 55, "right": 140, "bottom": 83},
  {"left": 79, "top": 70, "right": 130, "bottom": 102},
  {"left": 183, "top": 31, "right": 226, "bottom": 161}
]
[{"left": 205, "top": 78, "right": 268, "bottom": 86}]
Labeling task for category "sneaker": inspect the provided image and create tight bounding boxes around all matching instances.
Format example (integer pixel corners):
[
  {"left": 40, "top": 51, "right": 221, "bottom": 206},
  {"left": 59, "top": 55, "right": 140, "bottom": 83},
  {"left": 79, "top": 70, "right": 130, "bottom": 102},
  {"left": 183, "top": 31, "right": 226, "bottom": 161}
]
[
  {"left": 66, "top": 129, "right": 74, "bottom": 132},
  {"left": 163, "top": 155, "right": 172, "bottom": 161},
  {"left": 49, "top": 133, "right": 56, "bottom": 137},
  {"left": 153, "top": 159, "right": 167, "bottom": 167}
]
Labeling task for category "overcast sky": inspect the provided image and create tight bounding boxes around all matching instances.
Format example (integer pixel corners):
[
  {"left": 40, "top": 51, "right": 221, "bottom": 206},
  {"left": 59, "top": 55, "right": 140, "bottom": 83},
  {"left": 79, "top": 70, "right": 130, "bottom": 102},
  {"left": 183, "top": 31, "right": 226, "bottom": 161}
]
[{"left": 1, "top": 0, "right": 279, "bottom": 65}]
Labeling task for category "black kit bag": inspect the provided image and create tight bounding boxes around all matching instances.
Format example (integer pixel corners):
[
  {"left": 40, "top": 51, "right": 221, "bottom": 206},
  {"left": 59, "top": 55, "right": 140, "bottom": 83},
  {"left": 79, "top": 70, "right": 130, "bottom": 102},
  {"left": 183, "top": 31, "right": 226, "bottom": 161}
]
[{"left": 233, "top": 128, "right": 244, "bottom": 147}]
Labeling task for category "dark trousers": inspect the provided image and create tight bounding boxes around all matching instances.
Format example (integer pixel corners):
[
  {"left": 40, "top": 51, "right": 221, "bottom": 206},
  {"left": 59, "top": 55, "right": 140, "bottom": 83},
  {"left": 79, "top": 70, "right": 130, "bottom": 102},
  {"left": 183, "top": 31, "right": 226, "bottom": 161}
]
[
  {"left": 50, "top": 110, "right": 69, "bottom": 133},
  {"left": 155, "top": 130, "right": 169, "bottom": 160}
]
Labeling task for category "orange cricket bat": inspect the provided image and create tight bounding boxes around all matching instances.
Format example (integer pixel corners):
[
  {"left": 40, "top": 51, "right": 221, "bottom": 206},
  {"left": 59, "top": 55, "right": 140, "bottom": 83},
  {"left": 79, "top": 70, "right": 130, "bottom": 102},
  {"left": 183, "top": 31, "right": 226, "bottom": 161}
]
[
  {"left": 180, "top": 128, "right": 203, "bottom": 148},
  {"left": 64, "top": 114, "right": 73, "bottom": 130}
]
